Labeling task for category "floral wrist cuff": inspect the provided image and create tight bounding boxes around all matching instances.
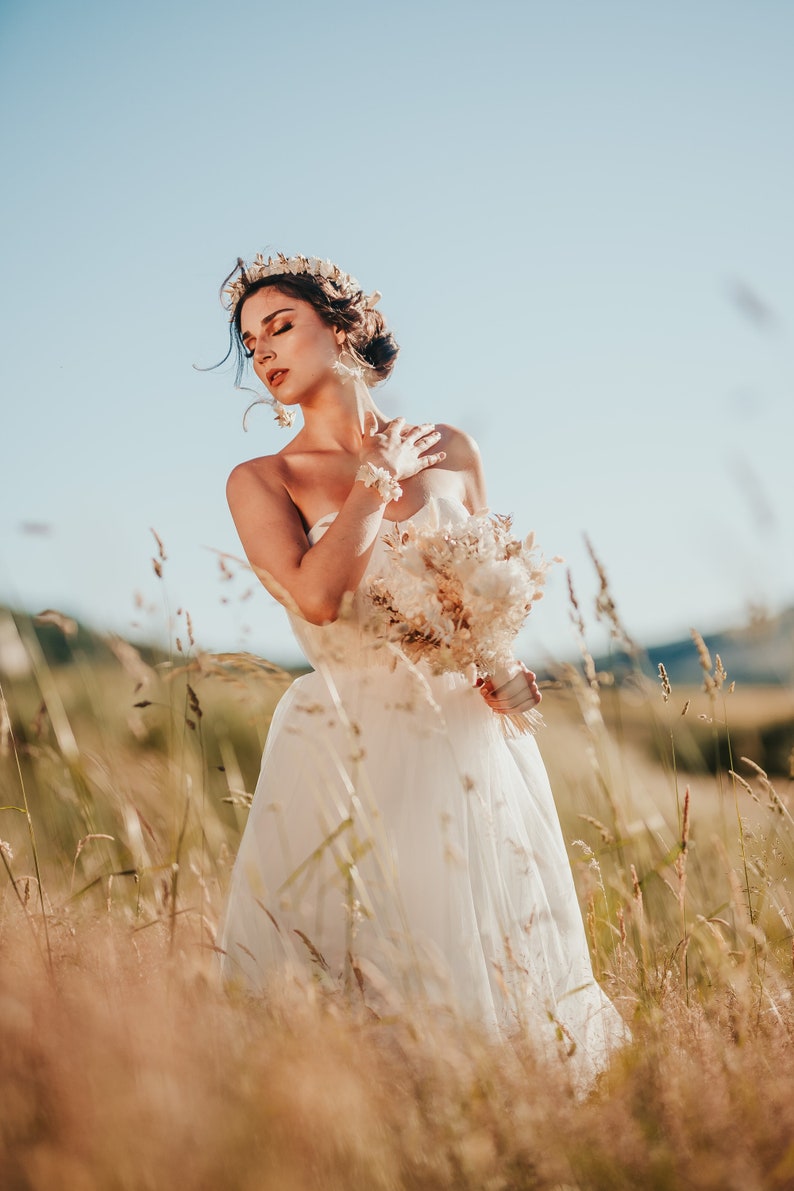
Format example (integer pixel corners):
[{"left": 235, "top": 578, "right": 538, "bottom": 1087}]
[{"left": 355, "top": 463, "right": 403, "bottom": 504}]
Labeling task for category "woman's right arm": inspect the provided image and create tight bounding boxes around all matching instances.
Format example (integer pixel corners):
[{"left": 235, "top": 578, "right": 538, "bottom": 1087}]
[
  {"left": 227, "top": 463, "right": 391, "bottom": 624},
  {"left": 226, "top": 421, "right": 445, "bottom": 625}
]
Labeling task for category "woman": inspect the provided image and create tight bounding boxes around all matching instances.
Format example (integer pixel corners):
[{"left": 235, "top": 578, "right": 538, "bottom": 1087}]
[{"left": 217, "top": 253, "right": 627, "bottom": 1082}]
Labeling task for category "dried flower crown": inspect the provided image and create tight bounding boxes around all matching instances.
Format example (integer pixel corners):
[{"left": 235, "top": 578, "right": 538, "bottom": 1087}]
[{"left": 224, "top": 252, "right": 380, "bottom": 318}]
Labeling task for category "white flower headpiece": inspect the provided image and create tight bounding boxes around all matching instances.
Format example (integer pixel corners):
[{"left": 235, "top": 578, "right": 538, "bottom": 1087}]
[{"left": 224, "top": 252, "right": 381, "bottom": 318}]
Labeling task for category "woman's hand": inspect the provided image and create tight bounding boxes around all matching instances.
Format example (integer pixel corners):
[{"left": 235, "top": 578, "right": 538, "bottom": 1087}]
[
  {"left": 360, "top": 418, "right": 446, "bottom": 482},
  {"left": 477, "top": 663, "right": 542, "bottom": 713}
]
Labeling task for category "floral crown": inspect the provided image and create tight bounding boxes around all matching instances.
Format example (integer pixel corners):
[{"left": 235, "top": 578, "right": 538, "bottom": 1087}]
[{"left": 224, "top": 253, "right": 380, "bottom": 318}]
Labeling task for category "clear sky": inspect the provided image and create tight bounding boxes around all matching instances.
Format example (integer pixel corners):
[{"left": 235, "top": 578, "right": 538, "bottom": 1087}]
[{"left": 2, "top": 0, "right": 792, "bottom": 667}]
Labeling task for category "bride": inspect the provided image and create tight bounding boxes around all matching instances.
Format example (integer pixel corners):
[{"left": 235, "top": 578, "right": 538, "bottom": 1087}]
[{"left": 216, "top": 253, "right": 627, "bottom": 1082}]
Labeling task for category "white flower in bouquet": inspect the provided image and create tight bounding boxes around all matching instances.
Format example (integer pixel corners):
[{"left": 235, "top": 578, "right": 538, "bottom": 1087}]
[{"left": 366, "top": 510, "right": 555, "bottom": 735}]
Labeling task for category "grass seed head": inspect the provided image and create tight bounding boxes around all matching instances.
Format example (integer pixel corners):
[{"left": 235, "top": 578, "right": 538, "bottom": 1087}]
[
  {"left": 658, "top": 662, "right": 671, "bottom": 702},
  {"left": 631, "top": 864, "right": 643, "bottom": 912},
  {"left": 150, "top": 527, "right": 167, "bottom": 561}
]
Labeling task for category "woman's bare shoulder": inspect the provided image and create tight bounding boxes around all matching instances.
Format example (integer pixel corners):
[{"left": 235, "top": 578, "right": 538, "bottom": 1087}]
[
  {"left": 225, "top": 453, "right": 301, "bottom": 530},
  {"left": 435, "top": 423, "right": 483, "bottom": 464},
  {"left": 227, "top": 452, "right": 288, "bottom": 497},
  {"left": 434, "top": 424, "right": 487, "bottom": 509}
]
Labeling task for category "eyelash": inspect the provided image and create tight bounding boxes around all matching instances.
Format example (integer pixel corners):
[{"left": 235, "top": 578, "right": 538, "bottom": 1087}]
[{"left": 243, "top": 322, "right": 293, "bottom": 357}]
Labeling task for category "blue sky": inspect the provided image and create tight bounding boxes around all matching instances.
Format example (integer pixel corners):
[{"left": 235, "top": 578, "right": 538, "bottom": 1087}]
[{"left": 1, "top": 0, "right": 792, "bottom": 666}]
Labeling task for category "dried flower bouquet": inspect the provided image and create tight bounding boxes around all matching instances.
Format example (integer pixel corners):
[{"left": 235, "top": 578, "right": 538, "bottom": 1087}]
[{"left": 367, "top": 510, "right": 554, "bottom": 736}]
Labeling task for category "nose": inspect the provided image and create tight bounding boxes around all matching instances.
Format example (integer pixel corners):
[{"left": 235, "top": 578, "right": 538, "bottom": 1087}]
[{"left": 251, "top": 328, "right": 275, "bottom": 363}]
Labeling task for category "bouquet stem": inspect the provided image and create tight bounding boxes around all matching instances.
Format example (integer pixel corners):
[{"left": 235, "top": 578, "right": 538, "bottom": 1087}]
[{"left": 499, "top": 708, "right": 545, "bottom": 738}]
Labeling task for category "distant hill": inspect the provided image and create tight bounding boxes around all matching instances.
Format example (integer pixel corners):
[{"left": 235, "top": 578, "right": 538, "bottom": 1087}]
[
  {"left": 0, "top": 606, "right": 160, "bottom": 676},
  {"left": 2, "top": 602, "right": 793, "bottom": 688},
  {"left": 597, "top": 607, "right": 794, "bottom": 687}
]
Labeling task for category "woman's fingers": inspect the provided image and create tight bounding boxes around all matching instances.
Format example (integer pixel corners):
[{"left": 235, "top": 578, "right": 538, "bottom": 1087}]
[
  {"left": 397, "top": 421, "right": 437, "bottom": 442},
  {"left": 419, "top": 451, "right": 446, "bottom": 469},
  {"left": 477, "top": 669, "right": 542, "bottom": 712},
  {"left": 363, "top": 410, "right": 379, "bottom": 438},
  {"left": 484, "top": 690, "right": 543, "bottom": 712},
  {"left": 368, "top": 421, "right": 445, "bottom": 478},
  {"left": 487, "top": 693, "right": 542, "bottom": 713}
]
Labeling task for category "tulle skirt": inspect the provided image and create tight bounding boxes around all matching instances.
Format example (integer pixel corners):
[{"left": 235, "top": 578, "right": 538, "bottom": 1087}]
[{"left": 218, "top": 656, "right": 628, "bottom": 1085}]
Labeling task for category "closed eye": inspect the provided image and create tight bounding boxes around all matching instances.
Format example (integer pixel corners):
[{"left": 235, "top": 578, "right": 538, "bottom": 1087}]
[{"left": 241, "top": 319, "right": 292, "bottom": 357}]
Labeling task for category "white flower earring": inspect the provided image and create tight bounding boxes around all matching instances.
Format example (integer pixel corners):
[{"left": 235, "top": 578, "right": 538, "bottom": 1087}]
[
  {"left": 332, "top": 354, "right": 365, "bottom": 383},
  {"left": 242, "top": 394, "right": 297, "bottom": 432},
  {"left": 272, "top": 401, "right": 296, "bottom": 428}
]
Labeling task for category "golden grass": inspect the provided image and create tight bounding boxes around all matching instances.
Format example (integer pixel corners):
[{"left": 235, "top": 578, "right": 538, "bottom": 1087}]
[{"left": 2, "top": 595, "right": 794, "bottom": 1189}]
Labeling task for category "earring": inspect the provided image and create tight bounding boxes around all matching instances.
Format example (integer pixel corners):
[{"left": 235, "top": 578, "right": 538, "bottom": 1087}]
[
  {"left": 242, "top": 395, "right": 296, "bottom": 432},
  {"left": 332, "top": 349, "right": 376, "bottom": 436},
  {"left": 273, "top": 401, "right": 296, "bottom": 428},
  {"left": 332, "top": 352, "right": 365, "bottom": 383}
]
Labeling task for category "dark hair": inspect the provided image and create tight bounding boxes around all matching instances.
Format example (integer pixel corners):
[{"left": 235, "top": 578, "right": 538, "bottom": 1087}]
[{"left": 218, "top": 261, "right": 400, "bottom": 386}]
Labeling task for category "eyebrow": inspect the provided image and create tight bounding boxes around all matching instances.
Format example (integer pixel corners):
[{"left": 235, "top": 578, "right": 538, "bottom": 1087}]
[{"left": 240, "top": 307, "right": 294, "bottom": 345}]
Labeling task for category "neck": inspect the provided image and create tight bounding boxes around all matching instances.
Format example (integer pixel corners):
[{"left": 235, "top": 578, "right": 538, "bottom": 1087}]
[{"left": 297, "top": 379, "right": 387, "bottom": 452}]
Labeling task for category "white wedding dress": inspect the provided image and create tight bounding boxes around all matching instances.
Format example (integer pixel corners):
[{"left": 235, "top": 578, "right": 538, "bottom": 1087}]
[{"left": 219, "top": 496, "right": 628, "bottom": 1082}]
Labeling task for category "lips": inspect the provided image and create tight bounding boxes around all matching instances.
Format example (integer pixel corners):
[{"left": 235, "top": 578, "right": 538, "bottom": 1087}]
[{"left": 267, "top": 368, "right": 288, "bottom": 388}]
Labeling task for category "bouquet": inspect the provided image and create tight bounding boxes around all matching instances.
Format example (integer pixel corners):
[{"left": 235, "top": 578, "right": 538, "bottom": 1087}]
[{"left": 366, "top": 510, "right": 553, "bottom": 736}]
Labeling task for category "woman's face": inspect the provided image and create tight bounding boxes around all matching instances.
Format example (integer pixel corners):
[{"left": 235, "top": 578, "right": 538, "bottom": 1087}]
[{"left": 239, "top": 286, "right": 343, "bottom": 408}]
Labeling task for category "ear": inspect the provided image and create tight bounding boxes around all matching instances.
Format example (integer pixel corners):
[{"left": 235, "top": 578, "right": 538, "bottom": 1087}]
[{"left": 334, "top": 327, "right": 346, "bottom": 345}]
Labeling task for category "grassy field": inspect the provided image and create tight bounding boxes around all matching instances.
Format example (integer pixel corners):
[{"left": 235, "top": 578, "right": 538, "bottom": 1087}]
[{"left": 1, "top": 601, "right": 793, "bottom": 1190}]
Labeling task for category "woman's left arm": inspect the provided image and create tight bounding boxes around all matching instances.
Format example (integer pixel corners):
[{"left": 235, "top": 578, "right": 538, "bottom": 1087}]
[{"left": 445, "top": 428, "right": 487, "bottom": 514}]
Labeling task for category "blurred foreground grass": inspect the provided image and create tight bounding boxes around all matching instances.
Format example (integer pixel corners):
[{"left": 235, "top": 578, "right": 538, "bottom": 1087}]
[{"left": 1, "top": 603, "right": 794, "bottom": 1190}]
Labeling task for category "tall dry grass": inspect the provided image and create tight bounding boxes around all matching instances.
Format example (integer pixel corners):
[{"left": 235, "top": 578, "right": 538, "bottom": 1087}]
[{"left": 1, "top": 547, "right": 794, "bottom": 1189}]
